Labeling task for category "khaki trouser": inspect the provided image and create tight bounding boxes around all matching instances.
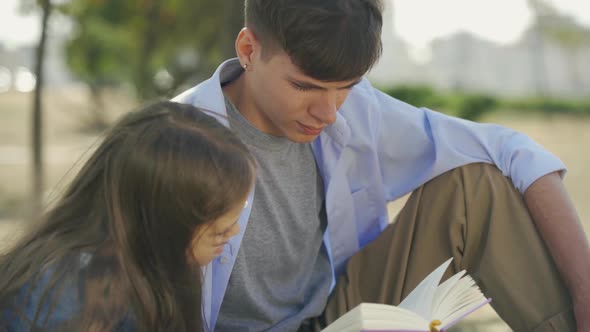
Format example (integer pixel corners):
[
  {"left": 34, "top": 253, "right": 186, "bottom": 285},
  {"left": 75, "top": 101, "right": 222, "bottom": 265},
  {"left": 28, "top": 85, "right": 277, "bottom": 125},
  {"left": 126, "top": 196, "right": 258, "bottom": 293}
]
[{"left": 312, "top": 163, "right": 575, "bottom": 332}]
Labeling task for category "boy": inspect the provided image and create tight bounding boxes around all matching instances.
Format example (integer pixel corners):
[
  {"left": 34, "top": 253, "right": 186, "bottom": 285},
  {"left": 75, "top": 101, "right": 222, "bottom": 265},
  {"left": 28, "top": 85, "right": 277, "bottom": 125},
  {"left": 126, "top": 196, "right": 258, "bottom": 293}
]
[{"left": 175, "top": 1, "right": 589, "bottom": 330}]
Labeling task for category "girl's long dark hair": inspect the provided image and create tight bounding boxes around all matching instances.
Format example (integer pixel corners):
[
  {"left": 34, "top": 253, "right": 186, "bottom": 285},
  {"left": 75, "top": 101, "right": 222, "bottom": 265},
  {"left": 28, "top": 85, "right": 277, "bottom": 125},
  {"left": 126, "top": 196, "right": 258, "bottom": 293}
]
[{"left": 0, "top": 101, "right": 255, "bottom": 331}]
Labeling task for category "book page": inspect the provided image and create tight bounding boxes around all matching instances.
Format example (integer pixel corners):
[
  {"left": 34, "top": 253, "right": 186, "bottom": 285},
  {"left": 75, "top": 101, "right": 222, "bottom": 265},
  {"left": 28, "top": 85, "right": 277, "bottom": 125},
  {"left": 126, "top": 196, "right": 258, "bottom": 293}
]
[
  {"left": 322, "top": 258, "right": 490, "bottom": 332},
  {"left": 440, "top": 298, "right": 491, "bottom": 330},
  {"left": 431, "top": 270, "right": 467, "bottom": 316},
  {"left": 433, "top": 273, "right": 490, "bottom": 330},
  {"left": 321, "top": 303, "right": 428, "bottom": 332},
  {"left": 398, "top": 258, "right": 453, "bottom": 320}
]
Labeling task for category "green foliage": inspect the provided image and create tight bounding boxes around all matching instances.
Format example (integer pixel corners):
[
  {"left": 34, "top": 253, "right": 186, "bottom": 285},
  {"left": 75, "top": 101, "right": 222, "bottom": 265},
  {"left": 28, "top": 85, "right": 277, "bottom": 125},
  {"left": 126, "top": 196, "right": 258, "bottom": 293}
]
[
  {"left": 61, "top": 0, "right": 244, "bottom": 100},
  {"left": 382, "top": 85, "right": 498, "bottom": 121},
  {"left": 381, "top": 85, "right": 445, "bottom": 109},
  {"left": 503, "top": 97, "right": 590, "bottom": 116},
  {"left": 65, "top": 17, "right": 133, "bottom": 85},
  {"left": 381, "top": 84, "right": 590, "bottom": 120},
  {"left": 450, "top": 94, "right": 498, "bottom": 121}
]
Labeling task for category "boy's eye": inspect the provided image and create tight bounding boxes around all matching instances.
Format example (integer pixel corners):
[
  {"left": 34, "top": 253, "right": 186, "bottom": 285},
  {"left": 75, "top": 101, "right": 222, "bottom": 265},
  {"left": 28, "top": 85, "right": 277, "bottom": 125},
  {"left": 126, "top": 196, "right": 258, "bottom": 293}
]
[{"left": 289, "top": 81, "right": 312, "bottom": 91}]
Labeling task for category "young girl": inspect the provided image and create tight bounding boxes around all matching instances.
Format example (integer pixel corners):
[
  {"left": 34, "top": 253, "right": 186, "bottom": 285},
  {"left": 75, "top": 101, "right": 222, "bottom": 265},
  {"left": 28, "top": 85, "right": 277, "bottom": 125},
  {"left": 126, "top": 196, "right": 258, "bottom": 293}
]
[{"left": 0, "top": 101, "right": 256, "bottom": 331}]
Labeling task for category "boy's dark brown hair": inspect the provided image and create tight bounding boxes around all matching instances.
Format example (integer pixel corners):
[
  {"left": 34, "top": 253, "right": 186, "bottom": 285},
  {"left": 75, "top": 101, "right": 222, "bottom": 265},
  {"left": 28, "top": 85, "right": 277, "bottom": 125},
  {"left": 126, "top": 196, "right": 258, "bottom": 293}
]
[
  {"left": 245, "top": 0, "right": 384, "bottom": 81},
  {"left": 0, "top": 101, "right": 255, "bottom": 331}
]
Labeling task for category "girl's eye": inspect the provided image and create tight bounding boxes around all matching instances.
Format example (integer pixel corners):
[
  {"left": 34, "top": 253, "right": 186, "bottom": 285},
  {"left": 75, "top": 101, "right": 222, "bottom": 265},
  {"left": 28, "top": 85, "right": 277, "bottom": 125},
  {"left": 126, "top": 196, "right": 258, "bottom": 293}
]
[
  {"left": 212, "top": 220, "right": 239, "bottom": 240},
  {"left": 214, "top": 229, "right": 229, "bottom": 240}
]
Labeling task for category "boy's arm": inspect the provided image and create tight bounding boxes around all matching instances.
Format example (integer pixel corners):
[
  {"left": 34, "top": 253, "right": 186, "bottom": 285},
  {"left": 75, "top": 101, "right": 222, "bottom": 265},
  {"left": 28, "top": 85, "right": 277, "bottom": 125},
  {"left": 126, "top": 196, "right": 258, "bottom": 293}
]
[
  {"left": 364, "top": 83, "right": 587, "bottom": 327},
  {"left": 367, "top": 84, "right": 565, "bottom": 199},
  {"left": 524, "top": 172, "right": 590, "bottom": 331}
]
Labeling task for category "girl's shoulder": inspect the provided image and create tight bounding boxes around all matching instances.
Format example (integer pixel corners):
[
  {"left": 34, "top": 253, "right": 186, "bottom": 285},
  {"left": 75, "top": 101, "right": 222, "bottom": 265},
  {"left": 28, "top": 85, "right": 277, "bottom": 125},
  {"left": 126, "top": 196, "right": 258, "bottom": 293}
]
[{"left": 1, "top": 252, "right": 134, "bottom": 331}]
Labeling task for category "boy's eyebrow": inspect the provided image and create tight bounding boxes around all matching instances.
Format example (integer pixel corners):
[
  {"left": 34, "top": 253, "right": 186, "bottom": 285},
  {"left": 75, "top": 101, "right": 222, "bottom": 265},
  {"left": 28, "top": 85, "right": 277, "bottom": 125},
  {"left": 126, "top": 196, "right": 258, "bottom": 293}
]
[
  {"left": 287, "top": 76, "right": 362, "bottom": 90},
  {"left": 341, "top": 79, "right": 363, "bottom": 89}
]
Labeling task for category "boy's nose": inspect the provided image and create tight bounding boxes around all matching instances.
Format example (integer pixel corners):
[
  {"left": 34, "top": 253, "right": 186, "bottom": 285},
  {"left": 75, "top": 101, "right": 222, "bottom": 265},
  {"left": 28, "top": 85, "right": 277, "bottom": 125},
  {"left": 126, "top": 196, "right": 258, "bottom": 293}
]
[{"left": 309, "top": 96, "right": 338, "bottom": 125}]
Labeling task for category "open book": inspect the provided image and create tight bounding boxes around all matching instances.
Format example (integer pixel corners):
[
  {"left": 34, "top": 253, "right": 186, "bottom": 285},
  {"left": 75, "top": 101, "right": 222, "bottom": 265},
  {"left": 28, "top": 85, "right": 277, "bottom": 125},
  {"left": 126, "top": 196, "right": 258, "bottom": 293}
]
[{"left": 321, "top": 258, "right": 491, "bottom": 332}]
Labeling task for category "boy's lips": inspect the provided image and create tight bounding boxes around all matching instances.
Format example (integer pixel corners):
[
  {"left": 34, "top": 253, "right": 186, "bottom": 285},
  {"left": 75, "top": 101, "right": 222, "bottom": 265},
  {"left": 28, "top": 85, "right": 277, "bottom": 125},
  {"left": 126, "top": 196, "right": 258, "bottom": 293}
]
[{"left": 297, "top": 122, "right": 324, "bottom": 135}]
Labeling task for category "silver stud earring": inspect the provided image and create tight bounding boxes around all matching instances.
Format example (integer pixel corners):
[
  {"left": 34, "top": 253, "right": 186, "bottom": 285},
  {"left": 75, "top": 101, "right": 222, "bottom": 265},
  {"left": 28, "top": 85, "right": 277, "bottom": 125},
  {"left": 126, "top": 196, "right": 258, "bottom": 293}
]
[{"left": 243, "top": 63, "right": 249, "bottom": 70}]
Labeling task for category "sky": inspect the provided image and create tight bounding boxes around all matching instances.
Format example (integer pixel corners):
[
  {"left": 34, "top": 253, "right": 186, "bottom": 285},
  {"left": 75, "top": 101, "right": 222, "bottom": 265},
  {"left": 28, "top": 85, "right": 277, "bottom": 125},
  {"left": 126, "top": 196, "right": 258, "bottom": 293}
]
[
  {"left": 393, "top": 0, "right": 590, "bottom": 49},
  {"left": 0, "top": 0, "right": 40, "bottom": 48},
  {"left": 0, "top": 0, "right": 589, "bottom": 50}
]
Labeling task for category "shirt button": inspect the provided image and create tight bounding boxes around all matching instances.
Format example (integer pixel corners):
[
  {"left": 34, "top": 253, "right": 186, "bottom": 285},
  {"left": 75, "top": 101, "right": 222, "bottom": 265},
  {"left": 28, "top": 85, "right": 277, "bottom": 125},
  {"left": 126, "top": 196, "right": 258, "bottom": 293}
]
[{"left": 220, "top": 256, "right": 229, "bottom": 264}]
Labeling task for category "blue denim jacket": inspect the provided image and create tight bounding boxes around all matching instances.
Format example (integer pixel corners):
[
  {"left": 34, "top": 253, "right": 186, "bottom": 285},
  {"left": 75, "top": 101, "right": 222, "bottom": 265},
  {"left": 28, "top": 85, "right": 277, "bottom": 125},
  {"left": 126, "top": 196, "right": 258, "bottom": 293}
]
[
  {"left": 173, "top": 58, "right": 566, "bottom": 330},
  {"left": 1, "top": 257, "right": 135, "bottom": 331}
]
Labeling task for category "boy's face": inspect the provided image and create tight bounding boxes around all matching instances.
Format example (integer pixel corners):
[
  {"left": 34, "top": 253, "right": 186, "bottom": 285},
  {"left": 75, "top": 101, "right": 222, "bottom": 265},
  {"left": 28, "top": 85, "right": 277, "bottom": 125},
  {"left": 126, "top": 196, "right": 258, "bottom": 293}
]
[{"left": 244, "top": 51, "right": 361, "bottom": 143}]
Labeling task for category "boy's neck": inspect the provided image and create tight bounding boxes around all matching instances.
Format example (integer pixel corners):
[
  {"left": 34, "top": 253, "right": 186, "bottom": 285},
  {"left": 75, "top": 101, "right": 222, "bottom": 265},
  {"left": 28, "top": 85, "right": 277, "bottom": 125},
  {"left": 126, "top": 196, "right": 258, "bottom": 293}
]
[{"left": 222, "top": 72, "right": 269, "bottom": 134}]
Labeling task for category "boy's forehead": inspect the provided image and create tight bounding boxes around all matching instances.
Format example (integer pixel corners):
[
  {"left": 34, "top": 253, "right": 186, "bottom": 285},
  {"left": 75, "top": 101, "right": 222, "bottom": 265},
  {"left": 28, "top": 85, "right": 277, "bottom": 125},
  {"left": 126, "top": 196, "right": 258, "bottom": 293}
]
[
  {"left": 267, "top": 52, "right": 363, "bottom": 88},
  {"left": 287, "top": 70, "right": 362, "bottom": 89}
]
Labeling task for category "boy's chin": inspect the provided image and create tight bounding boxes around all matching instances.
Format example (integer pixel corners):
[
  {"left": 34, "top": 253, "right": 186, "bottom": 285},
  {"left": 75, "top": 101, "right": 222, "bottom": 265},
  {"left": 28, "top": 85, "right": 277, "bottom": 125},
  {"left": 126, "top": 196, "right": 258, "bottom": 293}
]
[{"left": 287, "top": 132, "right": 320, "bottom": 143}]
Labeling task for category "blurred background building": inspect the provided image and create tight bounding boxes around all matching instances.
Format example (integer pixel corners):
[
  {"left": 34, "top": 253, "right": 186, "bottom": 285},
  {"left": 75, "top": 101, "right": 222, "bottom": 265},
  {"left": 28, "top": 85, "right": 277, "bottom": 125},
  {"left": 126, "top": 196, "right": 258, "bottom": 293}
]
[
  {"left": 1, "top": 0, "right": 589, "bottom": 97},
  {"left": 369, "top": 0, "right": 590, "bottom": 97}
]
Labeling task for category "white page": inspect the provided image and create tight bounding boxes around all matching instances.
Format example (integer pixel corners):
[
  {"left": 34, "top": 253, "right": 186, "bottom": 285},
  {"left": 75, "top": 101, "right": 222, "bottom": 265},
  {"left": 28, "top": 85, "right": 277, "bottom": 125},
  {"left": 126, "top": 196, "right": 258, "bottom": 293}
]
[
  {"left": 441, "top": 298, "right": 491, "bottom": 330},
  {"left": 358, "top": 303, "right": 429, "bottom": 327},
  {"left": 321, "top": 303, "right": 427, "bottom": 332},
  {"left": 431, "top": 270, "right": 466, "bottom": 318},
  {"left": 398, "top": 258, "right": 453, "bottom": 320},
  {"left": 436, "top": 275, "right": 488, "bottom": 328},
  {"left": 437, "top": 276, "right": 481, "bottom": 319}
]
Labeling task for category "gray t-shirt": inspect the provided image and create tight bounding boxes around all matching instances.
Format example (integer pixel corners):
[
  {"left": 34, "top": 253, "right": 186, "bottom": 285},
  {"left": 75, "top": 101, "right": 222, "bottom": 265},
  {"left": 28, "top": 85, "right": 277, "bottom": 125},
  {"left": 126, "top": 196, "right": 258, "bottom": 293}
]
[{"left": 216, "top": 96, "right": 332, "bottom": 331}]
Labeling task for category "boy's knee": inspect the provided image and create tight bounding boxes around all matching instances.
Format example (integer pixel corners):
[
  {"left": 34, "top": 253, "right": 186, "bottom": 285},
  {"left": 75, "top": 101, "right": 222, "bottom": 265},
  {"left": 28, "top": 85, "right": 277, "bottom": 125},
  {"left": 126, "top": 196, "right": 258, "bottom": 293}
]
[
  {"left": 449, "top": 163, "right": 518, "bottom": 198},
  {"left": 423, "top": 163, "right": 513, "bottom": 197},
  {"left": 460, "top": 162, "right": 505, "bottom": 180}
]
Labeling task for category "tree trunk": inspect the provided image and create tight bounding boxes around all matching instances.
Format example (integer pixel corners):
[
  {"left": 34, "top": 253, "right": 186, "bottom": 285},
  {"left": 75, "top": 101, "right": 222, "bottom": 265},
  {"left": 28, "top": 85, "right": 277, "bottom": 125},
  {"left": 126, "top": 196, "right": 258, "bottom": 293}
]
[
  {"left": 222, "top": 0, "right": 244, "bottom": 59},
  {"left": 135, "top": 0, "right": 161, "bottom": 100},
  {"left": 88, "top": 83, "right": 108, "bottom": 131},
  {"left": 31, "top": 0, "right": 51, "bottom": 220}
]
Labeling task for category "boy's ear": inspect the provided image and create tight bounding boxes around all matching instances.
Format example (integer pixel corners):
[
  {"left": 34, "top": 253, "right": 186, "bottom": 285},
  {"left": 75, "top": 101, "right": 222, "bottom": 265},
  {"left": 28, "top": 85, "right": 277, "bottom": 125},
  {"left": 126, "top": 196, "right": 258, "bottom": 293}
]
[{"left": 235, "top": 27, "right": 260, "bottom": 67}]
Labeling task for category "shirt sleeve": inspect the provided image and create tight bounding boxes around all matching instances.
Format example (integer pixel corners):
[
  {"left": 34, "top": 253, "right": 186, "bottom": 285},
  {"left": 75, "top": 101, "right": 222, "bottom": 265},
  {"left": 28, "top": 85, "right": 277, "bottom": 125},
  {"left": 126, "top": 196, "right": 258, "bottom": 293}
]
[{"left": 368, "top": 86, "right": 566, "bottom": 199}]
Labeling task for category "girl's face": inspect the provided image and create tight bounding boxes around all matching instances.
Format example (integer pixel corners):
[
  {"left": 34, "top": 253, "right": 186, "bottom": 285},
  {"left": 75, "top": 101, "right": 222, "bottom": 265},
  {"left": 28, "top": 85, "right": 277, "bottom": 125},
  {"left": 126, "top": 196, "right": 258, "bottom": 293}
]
[{"left": 189, "top": 198, "right": 247, "bottom": 266}]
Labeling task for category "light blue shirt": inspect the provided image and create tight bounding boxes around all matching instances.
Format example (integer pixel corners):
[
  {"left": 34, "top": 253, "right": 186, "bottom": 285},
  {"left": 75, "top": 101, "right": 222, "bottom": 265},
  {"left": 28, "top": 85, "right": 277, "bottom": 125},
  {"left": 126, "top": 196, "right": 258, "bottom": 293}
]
[{"left": 173, "top": 58, "right": 566, "bottom": 331}]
